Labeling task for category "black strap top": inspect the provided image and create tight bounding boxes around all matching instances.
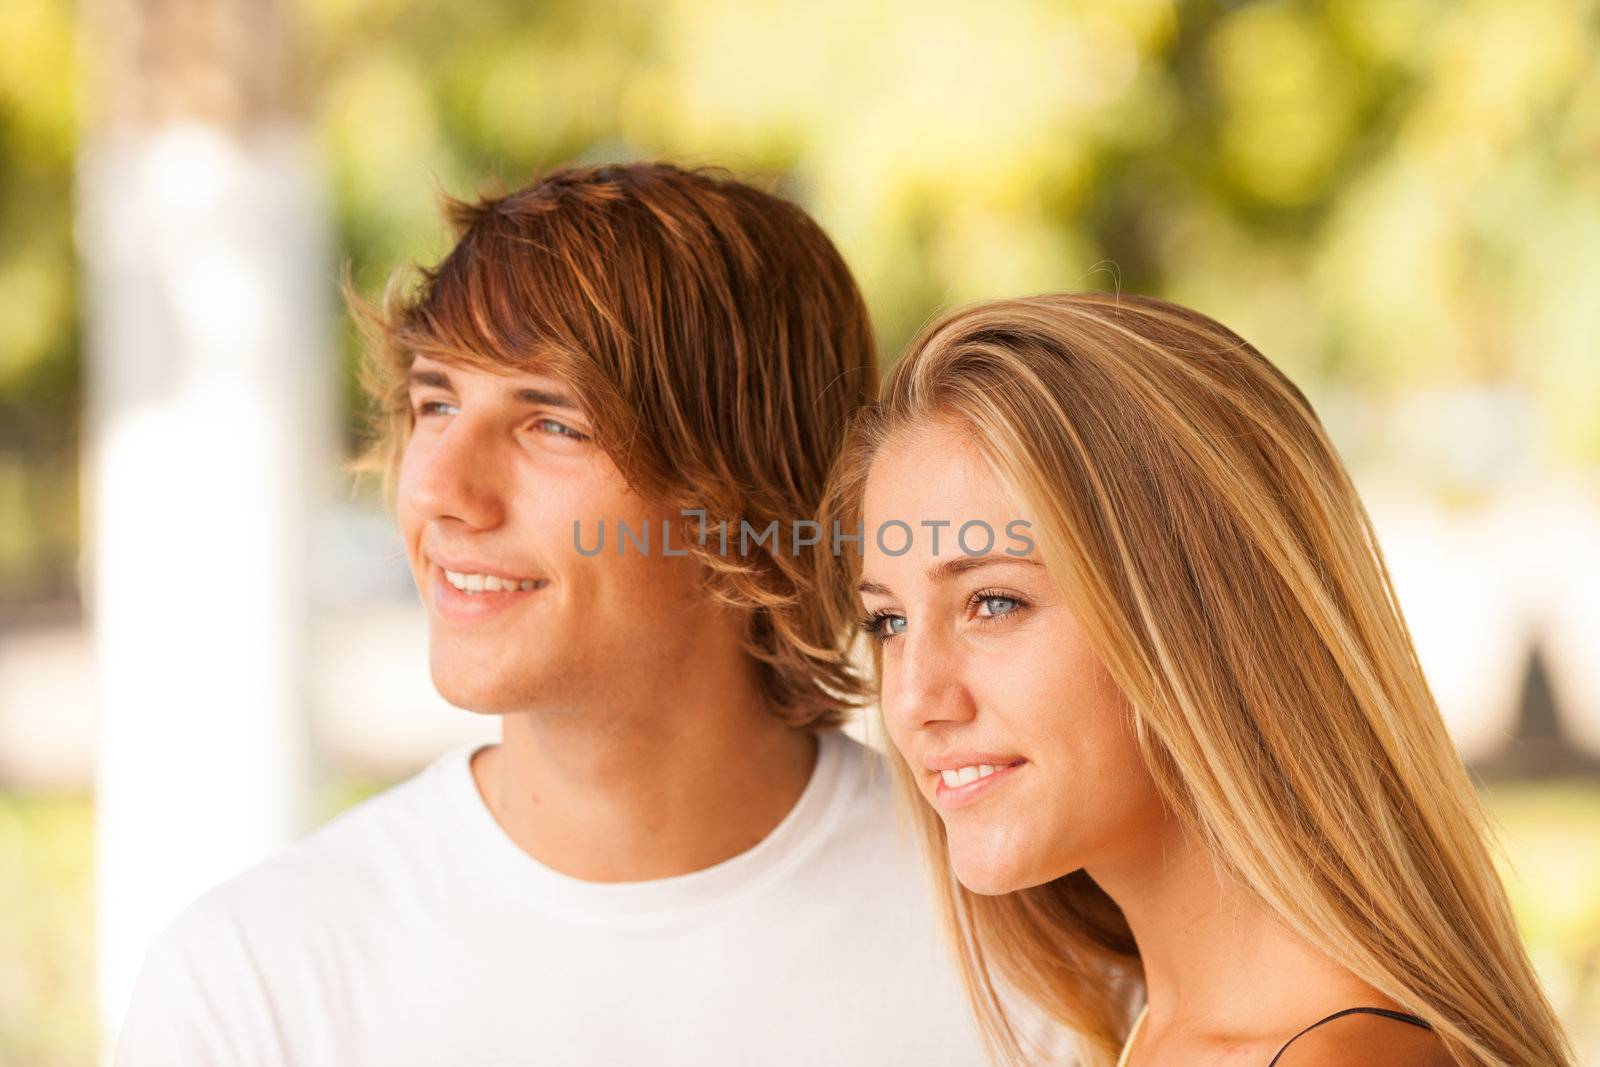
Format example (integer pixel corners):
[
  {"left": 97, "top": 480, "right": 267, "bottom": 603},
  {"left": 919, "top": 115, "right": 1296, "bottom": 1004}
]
[{"left": 1267, "top": 1006, "right": 1433, "bottom": 1065}]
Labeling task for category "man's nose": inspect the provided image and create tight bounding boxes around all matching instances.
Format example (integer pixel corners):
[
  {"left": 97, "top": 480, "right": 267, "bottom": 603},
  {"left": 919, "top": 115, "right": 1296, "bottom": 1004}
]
[
  {"left": 884, "top": 624, "right": 977, "bottom": 734},
  {"left": 407, "top": 418, "right": 506, "bottom": 530}
]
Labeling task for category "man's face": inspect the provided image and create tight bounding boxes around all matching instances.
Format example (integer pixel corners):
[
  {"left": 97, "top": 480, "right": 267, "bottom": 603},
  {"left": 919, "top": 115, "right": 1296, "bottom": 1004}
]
[{"left": 396, "top": 355, "right": 716, "bottom": 714}]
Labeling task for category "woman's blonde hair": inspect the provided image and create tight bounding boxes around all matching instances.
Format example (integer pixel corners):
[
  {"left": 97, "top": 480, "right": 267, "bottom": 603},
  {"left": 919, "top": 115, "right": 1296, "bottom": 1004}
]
[{"left": 820, "top": 292, "right": 1572, "bottom": 1066}]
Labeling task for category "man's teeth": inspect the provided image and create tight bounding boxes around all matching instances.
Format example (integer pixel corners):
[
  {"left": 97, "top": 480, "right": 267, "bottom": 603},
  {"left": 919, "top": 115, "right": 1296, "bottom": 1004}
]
[
  {"left": 444, "top": 570, "right": 543, "bottom": 594},
  {"left": 940, "top": 764, "right": 1001, "bottom": 788}
]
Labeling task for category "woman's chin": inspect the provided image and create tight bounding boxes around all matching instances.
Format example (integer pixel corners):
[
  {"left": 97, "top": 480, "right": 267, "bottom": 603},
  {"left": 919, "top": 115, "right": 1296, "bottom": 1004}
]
[
  {"left": 953, "top": 867, "right": 1024, "bottom": 896},
  {"left": 947, "top": 832, "right": 1056, "bottom": 896}
]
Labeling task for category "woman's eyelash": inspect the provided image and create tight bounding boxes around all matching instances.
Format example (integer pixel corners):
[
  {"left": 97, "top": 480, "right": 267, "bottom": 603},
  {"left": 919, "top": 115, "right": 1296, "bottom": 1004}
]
[
  {"left": 857, "top": 591, "right": 1029, "bottom": 644},
  {"left": 970, "top": 588, "right": 1028, "bottom": 617},
  {"left": 859, "top": 610, "right": 902, "bottom": 642}
]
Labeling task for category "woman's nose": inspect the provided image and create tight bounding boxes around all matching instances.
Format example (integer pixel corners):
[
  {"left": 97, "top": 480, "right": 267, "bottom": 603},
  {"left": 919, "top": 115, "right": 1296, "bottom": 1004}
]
[{"left": 884, "top": 625, "right": 978, "bottom": 734}]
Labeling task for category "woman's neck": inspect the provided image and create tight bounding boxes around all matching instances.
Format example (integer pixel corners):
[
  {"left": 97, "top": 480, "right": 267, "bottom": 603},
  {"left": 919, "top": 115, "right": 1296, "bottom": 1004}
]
[{"left": 1088, "top": 816, "right": 1386, "bottom": 1050}]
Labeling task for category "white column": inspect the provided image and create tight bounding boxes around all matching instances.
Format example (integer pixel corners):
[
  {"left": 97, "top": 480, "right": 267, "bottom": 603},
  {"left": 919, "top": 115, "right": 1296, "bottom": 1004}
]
[{"left": 79, "top": 120, "right": 332, "bottom": 1057}]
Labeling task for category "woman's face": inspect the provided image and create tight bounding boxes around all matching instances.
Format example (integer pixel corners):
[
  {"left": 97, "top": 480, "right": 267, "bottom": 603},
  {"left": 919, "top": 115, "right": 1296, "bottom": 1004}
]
[{"left": 858, "top": 420, "right": 1169, "bottom": 894}]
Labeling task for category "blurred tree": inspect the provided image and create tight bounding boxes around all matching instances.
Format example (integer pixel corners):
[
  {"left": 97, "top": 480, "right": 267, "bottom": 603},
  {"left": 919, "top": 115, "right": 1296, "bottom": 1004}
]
[
  {"left": 287, "top": 0, "right": 1600, "bottom": 480},
  {"left": 2, "top": 0, "right": 1598, "bottom": 607},
  {"left": 0, "top": 0, "right": 79, "bottom": 612},
  {"left": 78, "top": 0, "right": 327, "bottom": 1048}
]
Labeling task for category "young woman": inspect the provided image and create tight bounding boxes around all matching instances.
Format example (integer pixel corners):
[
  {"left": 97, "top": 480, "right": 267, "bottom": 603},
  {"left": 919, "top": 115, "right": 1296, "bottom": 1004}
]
[{"left": 822, "top": 293, "right": 1573, "bottom": 1066}]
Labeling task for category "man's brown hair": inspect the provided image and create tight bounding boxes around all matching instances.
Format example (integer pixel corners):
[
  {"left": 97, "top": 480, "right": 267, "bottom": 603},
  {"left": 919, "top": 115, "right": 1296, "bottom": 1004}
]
[{"left": 346, "top": 161, "right": 877, "bottom": 729}]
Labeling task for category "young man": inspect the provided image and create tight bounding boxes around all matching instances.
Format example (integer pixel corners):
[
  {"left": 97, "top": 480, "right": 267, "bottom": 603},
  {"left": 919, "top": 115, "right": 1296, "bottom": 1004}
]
[{"left": 113, "top": 163, "right": 1006, "bottom": 1064}]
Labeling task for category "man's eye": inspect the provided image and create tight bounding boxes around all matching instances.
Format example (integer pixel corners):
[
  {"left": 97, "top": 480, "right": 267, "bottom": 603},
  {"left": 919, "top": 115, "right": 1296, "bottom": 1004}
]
[
  {"left": 414, "top": 400, "right": 457, "bottom": 417},
  {"left": 535, "top": 418, "right": 589, "bottom": 441}
]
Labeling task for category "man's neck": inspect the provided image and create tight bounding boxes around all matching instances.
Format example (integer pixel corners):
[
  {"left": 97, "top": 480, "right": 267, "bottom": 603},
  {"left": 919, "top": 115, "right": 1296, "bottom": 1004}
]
[{"left": 468, "top": 678, "right": 819, "bottom": 883}]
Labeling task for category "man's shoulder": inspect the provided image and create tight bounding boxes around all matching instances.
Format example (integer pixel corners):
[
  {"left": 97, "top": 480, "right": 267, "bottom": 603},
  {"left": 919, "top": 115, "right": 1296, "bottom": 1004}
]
[
  {"left": 116, "top": 755, "right": 474, "bottom": 1066},
  {"left": 819, "top": 728, "right": 909, "bottom": 829},
  {"left": 824, "top": 727, "right": 898, "bottom": 795},
  {"left": 153, "top": 748, "right": 466, "bottom": 954},
  {"left": 805, "top": 728, "right": 929, "bottom": 876}
]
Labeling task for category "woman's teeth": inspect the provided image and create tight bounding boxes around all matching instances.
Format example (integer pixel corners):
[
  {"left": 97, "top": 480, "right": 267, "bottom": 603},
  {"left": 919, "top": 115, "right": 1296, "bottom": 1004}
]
[
  {"left": 444, "top": 570, "right": 544, "bottom": 594},
  {"left": 940, "top": 765, "right": 1000, "bottom": 787}
]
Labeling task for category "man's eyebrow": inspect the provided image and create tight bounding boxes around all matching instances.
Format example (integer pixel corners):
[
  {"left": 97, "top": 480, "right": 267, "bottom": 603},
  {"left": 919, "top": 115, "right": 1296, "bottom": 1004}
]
[
  {"left": 404, "top": 366, "right": 579, "bottom": 409},
  {"left": 855, "top": 553, "right": 1042, "bottom": 597}
]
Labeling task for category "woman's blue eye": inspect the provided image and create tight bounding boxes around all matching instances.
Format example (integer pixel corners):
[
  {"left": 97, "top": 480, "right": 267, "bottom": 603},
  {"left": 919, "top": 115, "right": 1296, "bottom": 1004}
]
[
  {"left": 861, "top": 612, "right": 907, "bottom": 641},
  {"left": 977, "top": 595, "right": 1020, "bottom": 618}
]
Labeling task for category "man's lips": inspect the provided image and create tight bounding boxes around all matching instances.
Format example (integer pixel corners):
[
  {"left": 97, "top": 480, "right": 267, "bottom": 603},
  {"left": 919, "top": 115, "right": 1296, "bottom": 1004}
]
[
  {"left": 429, "top": 565, "right": 546, "bottom": 621},
  {"left": 426, "top": 549, "right": 543, "bottom": 584}
]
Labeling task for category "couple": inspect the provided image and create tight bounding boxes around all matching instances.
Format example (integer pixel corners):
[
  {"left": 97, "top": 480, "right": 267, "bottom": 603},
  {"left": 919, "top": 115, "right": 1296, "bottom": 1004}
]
[{"left": 116, "top": 163, "right": 1570, "bottom": 1066}]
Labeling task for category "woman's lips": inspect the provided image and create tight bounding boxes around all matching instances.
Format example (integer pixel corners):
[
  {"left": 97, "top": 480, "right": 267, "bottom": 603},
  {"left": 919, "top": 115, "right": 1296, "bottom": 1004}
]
[
  {"left": 430, "top": 569, "right": 545, "bottom": 622},
  {"left": 931, "top": 759, "right": 1027, "bottom": 811}
]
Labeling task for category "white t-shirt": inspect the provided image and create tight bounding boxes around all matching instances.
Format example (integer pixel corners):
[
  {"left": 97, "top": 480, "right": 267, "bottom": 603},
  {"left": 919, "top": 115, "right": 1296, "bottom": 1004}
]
[{"left": 113, "top": 730, "right": 1014, "bottom": 1066}]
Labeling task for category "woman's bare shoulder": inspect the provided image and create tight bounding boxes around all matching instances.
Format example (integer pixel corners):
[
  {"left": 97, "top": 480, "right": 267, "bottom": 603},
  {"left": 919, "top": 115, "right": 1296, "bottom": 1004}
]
[{"left": 1273, "top": 1010, "right": 1452, "bottom": 1067}]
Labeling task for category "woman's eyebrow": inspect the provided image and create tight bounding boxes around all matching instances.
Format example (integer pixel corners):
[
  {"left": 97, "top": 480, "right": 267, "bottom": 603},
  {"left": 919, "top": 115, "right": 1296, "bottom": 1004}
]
[
  {"left": 856, "top": 555, "right": 1042, "bottom": 597},
  {"left": 924, "top": 554, "right": 1043, "bottom": 584}
]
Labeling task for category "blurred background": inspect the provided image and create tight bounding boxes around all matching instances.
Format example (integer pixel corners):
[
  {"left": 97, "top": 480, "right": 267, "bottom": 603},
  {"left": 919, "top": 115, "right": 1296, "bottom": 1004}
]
[{"left": 1, "top": 0, "right": 1598, "bottom": 1063}]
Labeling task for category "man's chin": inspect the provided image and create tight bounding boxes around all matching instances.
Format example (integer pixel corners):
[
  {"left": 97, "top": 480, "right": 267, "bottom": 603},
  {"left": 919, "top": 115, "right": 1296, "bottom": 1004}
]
[
  {"left": 435, "top": 687, "right": 516, "bottom": 715},
  {"left": 429, "top": 665, "right": 536, "bottom": 715}
]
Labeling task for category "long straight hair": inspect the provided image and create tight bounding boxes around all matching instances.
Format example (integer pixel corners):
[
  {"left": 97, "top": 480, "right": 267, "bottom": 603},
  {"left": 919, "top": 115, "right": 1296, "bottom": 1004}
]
[{"left": 821, "top": 293, "right": 1572, "bottom": 1066}]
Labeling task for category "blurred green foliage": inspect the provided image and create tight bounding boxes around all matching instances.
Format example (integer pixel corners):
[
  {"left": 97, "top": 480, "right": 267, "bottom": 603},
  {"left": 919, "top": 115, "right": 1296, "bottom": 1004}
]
[
  {"left": 1, "top": 0, "right": 1598, "bottom": 606},
  {"left": 3, "top": 2, "right": 1596, "bottom": 1059},
  {"left": 0, "top": 0, "right": 80, "bottom": 610},
  {"left": 1489, "top": 779, "right": 1600, "bottom": 1036},
  {"left": 0, "top": 792, "right": 94, "bottom": 1067}
]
